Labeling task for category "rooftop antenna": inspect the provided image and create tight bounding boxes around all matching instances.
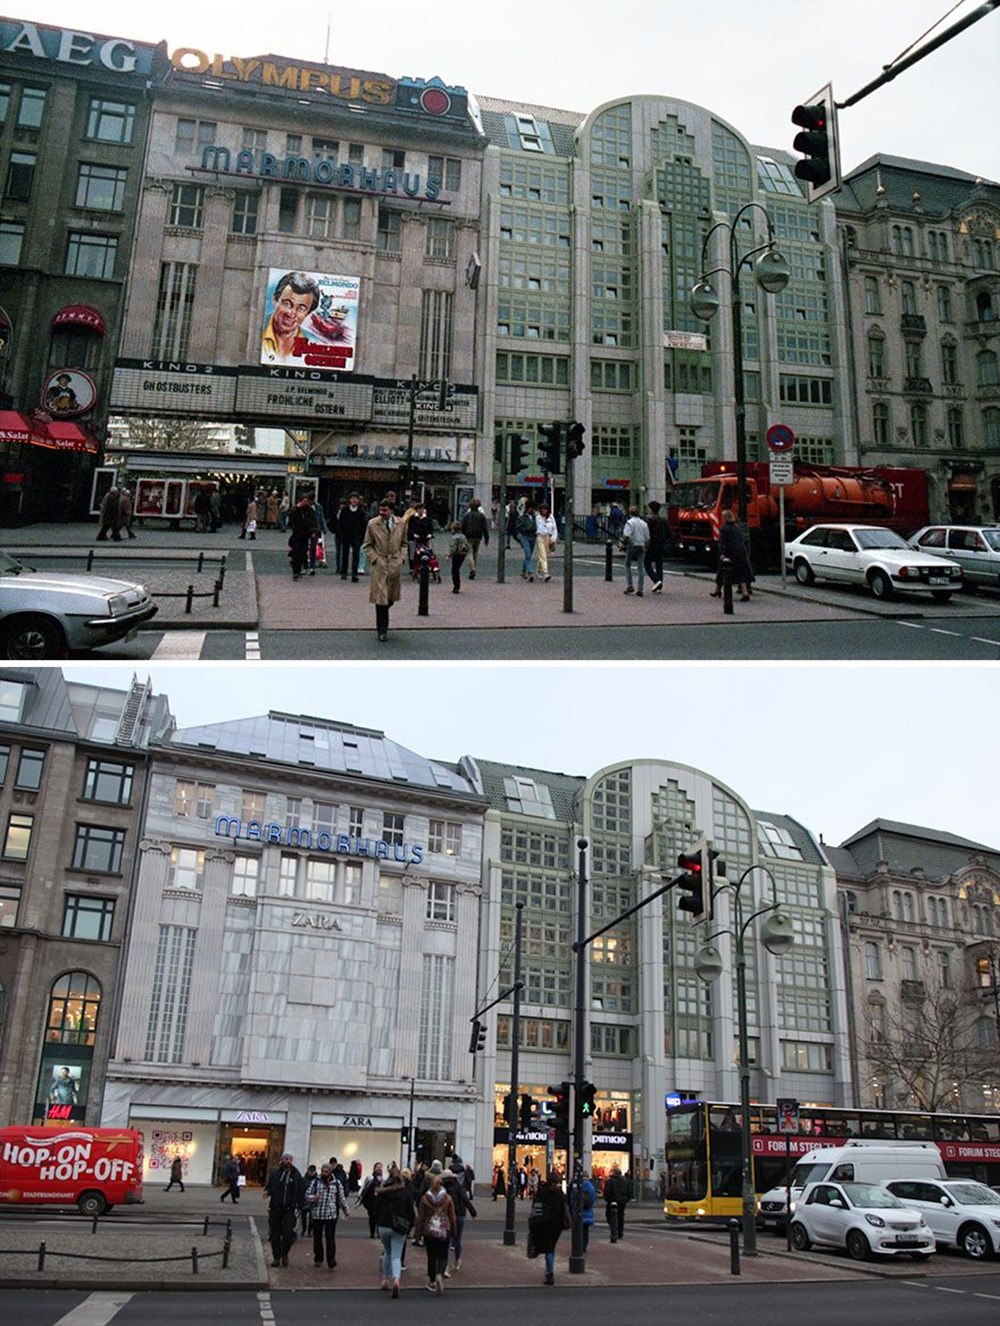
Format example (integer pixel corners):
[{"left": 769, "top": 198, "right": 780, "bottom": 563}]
[{"left": 324, "top": 14, "right": 332, "bottom": 64}]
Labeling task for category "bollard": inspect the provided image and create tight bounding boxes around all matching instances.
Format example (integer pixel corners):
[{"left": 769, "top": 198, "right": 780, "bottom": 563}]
[
  {"left": 213, "top": 578, "right": 221, "bottom": 607},
  {"left": 197, "top": 552, "right": 204, "bottom": 574},
  {"left": 218, "top": 554, "right": 227, "bottom": 588},
  {"left": 185, "top": 584, "right": 194, "bottom": 614},
  {"left": 604, "top": 541, "right": 614, "bottom": 581},
  {"left": 202, "top": 1216, "right": 210, "bottom": 1236},
  {"left": 86, "top": 550, "right": 95, "bottom": 572},
  {"left": 418, "top": 557, "right": 430, "bottom": 617},
  {"left": 223, "top": 1234, "right": 232, "bottom": 1269},
  {"left": 191, "top": 1247, "right": 199, "bottom": 1274},
  {"left": 729, "top": 1219, "right": 740, "bottom": 1275},
  {"left": 92, "top": 1215, "right": 99, "bottom": 1234},
  {"left": 721, "top": 557, "right": 734, "bottom": 615},
  {"left": 38, "top": 1241, "right": 46, "bottom": 1271}
]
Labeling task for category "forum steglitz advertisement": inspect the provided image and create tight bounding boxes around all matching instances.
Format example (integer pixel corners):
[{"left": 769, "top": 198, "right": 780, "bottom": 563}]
[{"left": 260, "top": 269, "right": 360, "bottom": 372}]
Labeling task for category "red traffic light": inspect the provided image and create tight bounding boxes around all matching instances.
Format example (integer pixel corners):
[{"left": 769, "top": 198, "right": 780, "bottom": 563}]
[{"left": 677, "top": 852, "right": 703, "bottom": 874}]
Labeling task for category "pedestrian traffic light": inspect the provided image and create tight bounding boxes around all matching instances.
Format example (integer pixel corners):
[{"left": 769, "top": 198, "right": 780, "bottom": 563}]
[
  {"left": 676, "top": 838, "right": 710, "bottom": 925},
  {"left": 547, "top": 1081, "right": 571, "bottom": 1132},
  {"left": 566, "top": 421, "right": 586, "bottom": 460},
  {"left": 468, "top": 1018, "right": 487, "bottom": 1054},
  {"left": 538, "top": 421, "right": 562, "bottom": 474},
  {"left": 400, "top": 1125, "right": 410, "bottom": 1146},
  {"left": 509, "top": 432, "right": 528, "bottom": 473},
  {"left": 494, "top": 433, "right": 504, "bottom": 463},
  {"left": 580, "top": 1082, "right": 597, "bottom": 1117},
  {"left": 519, "top": 1093, "right": 535, "bottom": 1129},
  {"left": 503, "top": 1093, "right": 515, "bottom": 1126},
  {"left": 791, "top": 84, "right": 840, "bottom": 204}
]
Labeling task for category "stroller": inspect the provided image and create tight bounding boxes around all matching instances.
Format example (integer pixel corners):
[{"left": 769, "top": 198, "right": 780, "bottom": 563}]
[{"left": 411, "top": 538, "right": 442, "bottom": 583}]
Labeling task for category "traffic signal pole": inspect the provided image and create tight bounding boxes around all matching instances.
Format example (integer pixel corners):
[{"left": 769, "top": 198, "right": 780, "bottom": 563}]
[
  {"left": 569, "top": 836, "right": 588, "bottom": 1274},
  {"left": 503, "top": 902, "right": 523, "bottom": 1246}
]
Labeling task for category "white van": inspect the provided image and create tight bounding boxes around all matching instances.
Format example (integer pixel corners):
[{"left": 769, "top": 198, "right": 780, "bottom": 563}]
[{"left": 758, "top": 1140, "right": 946, "bottom": 1234}]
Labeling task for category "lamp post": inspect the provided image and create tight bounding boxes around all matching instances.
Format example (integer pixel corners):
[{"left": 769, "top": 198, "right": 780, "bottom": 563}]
[
  {"left": 693, "top": 864, "right": 796, "bottom": 1256},
  {"left": 406, "top": 1076, "right": 415, "bottom": 1170},
  {"left": 691, "top": 203, "right": 790, "bottom": 523}
]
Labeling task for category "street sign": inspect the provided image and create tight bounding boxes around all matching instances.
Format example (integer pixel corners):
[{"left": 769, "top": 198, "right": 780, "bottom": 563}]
[
  {"left": 766, "top": 423, "right": 796, "bottom": 453},
  {"left": 776, "top": 1098, "right": 800, "bottom": 1134},
  {"left": 770, "top": 457, "right": 794, "bottom": 486}
]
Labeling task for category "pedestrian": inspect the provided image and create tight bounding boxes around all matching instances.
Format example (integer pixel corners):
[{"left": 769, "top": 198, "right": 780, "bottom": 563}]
[
  {"left": 492, "top": 1164, "right": 506, "bottom": 1200},
  {"left": 375, "top": 1162, "right": 414, "bottom": 1298},
  {"left": 192, "top": 486, "right": 211, "bottom": 533},
  {"left": 96, "top": 485, "right": 121, "bottom": 541},
  {"left": 518, "top": 1165, "right": 528, "bottom": 1200},
  {"left": 460, "top": 497, "right": 489, "bottom": 579},
  {"left": 580, "top": 1169, "right": 596, "bottom": 1250},
  {"left": 220, "top": 1153, "right": 241, "bottom": 1203},
  {"left": 239, "top": 492, "right": 258, "bottom": 541},
  {"left": 505, "top": 499, "right": 517, "bottom": 550},
  {"left": 278, "top": 491, "right": 291, "bottom": 531},
  {"left": 603, "top": 1163, "right": 630, "bottom": 1242},
  {"left": 415, "top": 1169, "right": 456, "bottom": 1294},
  {"left": 443, "top": 1154, "right": 476, "bottom": 1275},
  {"left": 209, "top": 487, "right": 221, "bottom": 532},
  {"left": 300, "top": 1165, "right": 317, "bottom": 1234},
  {"left": 288, "top": 491, "right": 319, "bottom": 581},
  {"left": 607, "top": 501, "right": 625, "bottom": 542},
  {"left": 348, "top": 1159, "right": 362, "bottom": 1194},
  {"left": 644, "top": 500, "right": 670, "bottom": 593},
  {"left": 362, "top": 500, "right": 407, "bottom": 642},
  {"left": 357, "top": 1160, "right": 384, "bottom": 1238},
  {"left": 712, "top": 508, "right": 754, "bottom": 601},
  {"left": 306, "top": 1161, "right": 349, "bottom": 1268},
  {"left": 620, "top": 506, "right": 650, "bottom": 596},
  {"left": 165, "top": 1154, "right": 185, "bottom": 1192},
  {"left": 265, "top": 489, "right": 279, "bottom": 529},
  {"left": 534, "top": 503, "right": 558, "bottom": 582},
  {"left": 263, "top": 1152, "right": 305, "bottom": 1267},
  {"left": 515, "top": 501, "right": 537, "bottom": 580},
  {"left": 119, "top": 486, "right": 137, "bottom": 539},
  {"left": 448, "top": 522, "right": 468, "bottom": 593},
  {"left": 334, "top": 492, "right": 368, "bottom": 581},
  {"left": 406, "top": 500, "right": 435, "bottom": 573},
  {"left": 527, "top": 1173, "right": 569, "bottom": 1286}
]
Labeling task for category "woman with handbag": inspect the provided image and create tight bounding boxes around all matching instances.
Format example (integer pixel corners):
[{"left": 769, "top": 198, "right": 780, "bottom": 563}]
[
  {"left": 374, "top": 1163, "right": 413, "bottom": 1298},
  {"left": 527, "top": 1174, "right": 569, "bottom": 1286},
  {"left": 414, "top": 1171, "right": 457, "bottom": 1294}
]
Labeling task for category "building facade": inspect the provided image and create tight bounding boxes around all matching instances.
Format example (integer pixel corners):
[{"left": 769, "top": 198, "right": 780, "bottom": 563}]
[{"left": 0, "top": 668, "right": 172, "bottom": 1128}]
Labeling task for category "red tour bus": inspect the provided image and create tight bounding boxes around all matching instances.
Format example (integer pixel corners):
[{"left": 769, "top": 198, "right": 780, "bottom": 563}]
[{"left": 0, "top": 1126, "right": 144, "bottom": 1216}]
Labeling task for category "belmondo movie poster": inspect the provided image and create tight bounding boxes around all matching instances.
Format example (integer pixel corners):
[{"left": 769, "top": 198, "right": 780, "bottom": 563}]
[{"left": 260, "top": 268, "right": 360, "bottom": 372}]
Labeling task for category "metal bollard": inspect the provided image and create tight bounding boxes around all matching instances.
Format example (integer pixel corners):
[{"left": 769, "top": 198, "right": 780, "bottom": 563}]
[
  {"left": 37, "top": 1241, "right": 46, "bottom": 1271},
  {"left": 213, "top": 579, "right": 221, "bottom": 607},
  {"left": 218, "top": 554, "right": 227, "bottom": 588},
  {"left": 418, "top": 558, "right": 430, "bottom": 617},
  {"left": 202, "top": 1216, "right": 210, "bottom": 1236},
  {"left": 185, "top": 584, "right": 194, "bottom": 613},
  {"left": 86, "top": 550, "right": 95, "bottom": 572},
  {"left": 191, "top": 1246, "right": 199, "bottom": 1274},
  {"left": 91, "top": 1215, "right": 99, "bottom": 1234},
  {"left": 604, "top": 541, "right": 614, "bottom": 581},
  {"left": 197, "top": 552, "right": 204, "bottom": 574},
  {"left": 223, "top": 1234, "right": 232, "bottom": 1269},
  {"left": 721, "top": 557, "right": 734, "bottom": 615},
  {"left": 729, "top": 1219, "right": 740, "bottom": 1275}
]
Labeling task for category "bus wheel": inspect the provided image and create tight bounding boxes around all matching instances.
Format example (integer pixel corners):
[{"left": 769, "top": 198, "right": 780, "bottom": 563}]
[{"left": 78, "top": 1190, "right": 107, "bottom": 1217}]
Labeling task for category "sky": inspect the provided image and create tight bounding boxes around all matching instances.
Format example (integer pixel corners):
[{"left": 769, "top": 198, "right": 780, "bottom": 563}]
[
  {"left": 60, "top": 661, "right": 1000, "bottom": 853},
  {"left": 14, "top": 0, "right": 1000, "bottom": 178}
]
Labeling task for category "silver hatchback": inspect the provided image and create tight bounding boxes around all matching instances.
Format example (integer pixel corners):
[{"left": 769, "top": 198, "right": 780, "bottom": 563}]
[{"left": 909, "top": 525, "right": 1000, "bottom": 590}]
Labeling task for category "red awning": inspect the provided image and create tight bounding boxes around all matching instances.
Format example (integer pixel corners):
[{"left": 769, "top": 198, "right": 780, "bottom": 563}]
[
  {"left": 0, "top": 409, "right": 35, "bottom": 443},
  {"left": 51, "top": 304, "right": 106, "bottom": 335},
  {"left": 38, "top": 421, "right": 99, "bottom": 454}
]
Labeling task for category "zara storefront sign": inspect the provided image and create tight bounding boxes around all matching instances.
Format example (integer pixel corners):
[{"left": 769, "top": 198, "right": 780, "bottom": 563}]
[{"left": 215, "top": 816, "right": 425, "bottom": 865}]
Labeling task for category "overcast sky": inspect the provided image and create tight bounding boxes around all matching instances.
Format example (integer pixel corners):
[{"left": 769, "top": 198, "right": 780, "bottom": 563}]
[
  {"left": 60, "top": 662, "right": 1000, "bottom": 853},
  {"left": 18, "top": 0, "right": 1000, "bottom": 178}
]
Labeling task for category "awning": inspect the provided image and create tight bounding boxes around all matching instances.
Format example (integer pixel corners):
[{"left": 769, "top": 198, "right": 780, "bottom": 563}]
[
  {"left": 51, "top": 304, "right": 106, "bottom": 335},
  {"left": 38, "top": 421, "right": 99, "bottom": 454},
  {"left": 0, "top": 409, "right": 36, "bottom": 443}
]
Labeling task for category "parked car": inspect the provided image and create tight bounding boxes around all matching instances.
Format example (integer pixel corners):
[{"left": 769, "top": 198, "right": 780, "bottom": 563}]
[
  {"left": 908, "top": 524, "right": 1000, "bottom": 591},
  {"left": 0, "top": 553, "right": 157, "bottom": 659},
  {"left": 784, "top": 524, "right": 962, "bottom": 601},
  {"left": 789, "top": 1180, "right": 936, "bottom": 1261},
  {"left": 884, "top": 1178, "right": 1000, "bottom": 1260}
]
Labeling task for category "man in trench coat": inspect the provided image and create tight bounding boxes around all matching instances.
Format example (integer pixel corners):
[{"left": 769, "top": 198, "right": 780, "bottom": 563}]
[{"left": 362, "top": 499, "right": 408, "bottom": 641}]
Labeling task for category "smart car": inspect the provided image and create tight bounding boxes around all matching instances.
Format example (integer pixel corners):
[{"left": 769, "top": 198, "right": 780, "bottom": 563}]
[
  {"left": 789, "top": 1180, "right": 935, "bottom": 1261},
  {"left": 0, "top": 552, "right": 157, "bottom": 659},
  {"left": 784, "top": 524, "right": 962, "bottom": 601}
]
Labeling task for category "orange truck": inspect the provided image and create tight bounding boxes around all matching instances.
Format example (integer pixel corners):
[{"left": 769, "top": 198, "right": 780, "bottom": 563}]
[
  {"left": 0, "top": 1126, "right": 144, "bottom": 1216},
  {"left": 666, "top": 460, "right": 930, "bottom": 566}
]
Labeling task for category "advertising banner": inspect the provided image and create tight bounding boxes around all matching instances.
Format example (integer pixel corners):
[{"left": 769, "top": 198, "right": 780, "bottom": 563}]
[{"left": 260, "top": 269, "right": 359, "bottom": 372}]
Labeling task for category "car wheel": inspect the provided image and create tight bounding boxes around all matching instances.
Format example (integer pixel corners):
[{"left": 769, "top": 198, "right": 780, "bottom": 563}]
[
  {"left": 793, "top": 558, "right": 815, "bottom": 586},
  {"left": 930, "top": 591, "right": 953, "bottom": 603},
  {"left": 845, "top": 1228, "right": 871, "bottom": 1261},
  {"left": 789, "top": 1221, "right": 811, "bottom": 1251},
  {"left": 77, "top": 1190, "right": 107, "bottom": 1218},
  {"left": 958, "top": 1223, "right": 993, "bottom": 1260},
  {"left": 0, "top": 615, "right": 67, "bottom": 660},
  {"left": 868, "top": 569, "right": 894, "bottom": 600}
]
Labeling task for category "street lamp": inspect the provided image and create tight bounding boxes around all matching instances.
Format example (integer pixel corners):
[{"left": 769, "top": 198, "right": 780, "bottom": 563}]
[
  {"left": 690, "top": 203, "right": 790, "bottom": 523},
  {"left": 694, "top": 863, "right": 795, "bottom": 1256}
]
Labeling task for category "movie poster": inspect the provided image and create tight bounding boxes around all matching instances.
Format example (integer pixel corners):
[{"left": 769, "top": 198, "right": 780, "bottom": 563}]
[{"left": 260, "top": 269, "right": 360, "bottom": 372}]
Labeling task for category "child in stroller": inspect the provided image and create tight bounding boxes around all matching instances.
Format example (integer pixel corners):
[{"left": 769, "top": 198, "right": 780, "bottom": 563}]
[{"left": 411, "top": 538, "right": 441, "bottom": 583}]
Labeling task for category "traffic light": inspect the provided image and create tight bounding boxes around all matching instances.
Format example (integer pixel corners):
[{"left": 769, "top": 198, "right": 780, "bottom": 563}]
[
  {"left": 566, "top": 421, "right": 586, "bottom": 460},
  {"left": 676, "top": 838, "right": 710, "bottom": 925},
  {"left": 519, "top": 1093, "right": 535, "bottom": 1129},
  {"left": 547, "top": 1081, "right": 571, "bottom": 1132},
  {"left": 468, "top": 1018, "right": 487, "bottom": 1054},
  {"left": 538, "top": 421, "right": 562, "bottom": 474},
  {"left": 400, "top": 1125, "right": 410, "bottom": 1147},
  {"left": 791, "top": 84, "right": 839, "bottom": 204},
  {"left": 509, "top": 432, "right": 528, "bottom": 473},
  {"left": 502, "top": 1093, "right": 515, "bottom": 1127},
  {"left": 580, "top": 1082, "right": 597, "bottom": 1118}
]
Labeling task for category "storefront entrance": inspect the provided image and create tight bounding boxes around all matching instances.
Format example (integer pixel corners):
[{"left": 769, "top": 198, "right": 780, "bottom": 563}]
[{"left": 217, "top": 1122, "right": 285, "bottom": 1186}]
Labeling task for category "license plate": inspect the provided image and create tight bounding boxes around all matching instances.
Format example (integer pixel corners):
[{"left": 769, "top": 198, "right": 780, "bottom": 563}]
[
  {"left": 895, "top": 1235, "right": 920, "bottom": 1244},
  {"left": 927, "top": 577, "right": 950, "bottom": 586}
]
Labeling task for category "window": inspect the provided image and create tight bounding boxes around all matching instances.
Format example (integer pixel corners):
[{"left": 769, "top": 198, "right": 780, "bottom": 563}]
[
  {"left": 428, "top": 820, "right": 461, "bottom": 856},
  {"left": 947, "top": 408, "right": 964, "bottom": 449},
  {"left": 169, "top": 183, "right": 204, "bottom": 229},
  {"left": 348, "top": 142, "right": 364, "bottom": 164},
  {"left": 145, "top": 927, "right": 194, "bottom": 1062},
  {"left": 780, "top": 1041, "right": 833, "bottom": 1071},
  {"left": 873, "top": 400, "right": 890, "bottom": 447},
  {"left": 938, "top": 950, "right": 951, "bottom": 988},
  {"left": 349, "top": 806, "right": 364, "bottom": 838},
  {"left": 867, "top": 336, "right": 886, "bottom": 378},
  {"left": 937, "top": 285, "right": 952, "bottom": 322},
  {"left": 305, "top": 193, "right": 336, "bottom": 238},
  {"left": 900, "top": 946, "right": 917, "bottom": 979},
  {"left": 87, "top": 98, "right": 134, "bottom": 143},
  {"left": 305, "top": 858, "right": 335, "bottom": 903},
  {"left": 5, "top": 151, "right": 36, "bottom": 200},
  {"left": 428, "top": 155, "right": 462, "bottom": 191},
  {"left": 382, "top": 813, "right": 405, "bottom": 847},
  {"left": 278, "top": 855, "right": 297, "bottom": 896},
  {"left": 231, "top": 191, "right": 259, "bottom": 236},
  {"left": 62, "top": 894, "right": 115, "bottom": 941},
  {"left": 174, "top": 780, "right": 213, "bottom": 818},
  {"left": 242, "top": 126, "right": 266, "bottom": 153},
  {"left": 425, "top": 217, "right": 455, "bottom": 259},
  {"left": 17, "top": 86, "right": 46, "bottom": 128},
  {"left": 175, "top": 118, "right": 216, "bottom": 156},
  {"left": 342, "top": 863, "right": 361, "bottom": 905},
  {"left": 377, "top": 206, "right": 401, "bottom": 252},
  {"left": 418, "top": 954, "right": 454, "bottom": 1079},
  {"left": 72, "top": 824, "right": 125, "bottom": 873},
  {"left": 312, "top": 801, "right": 336, "bottom": 836},
  {"left": 864, "top": 276, "right": 881, "bottom": 315},
  {"left": 515, "top": 114, "right": 544, "bottom": 152},
  {"left": 286, "top": 133, "right": 302, "bottom": 154},
  {"left": 911, "top": 402, "right": 928, "bottom": 447},
  {"left": 427, "top": 881, "right": 456, "bottom": 921},
  {"left": 901, "top": 281, "right": 917, "bottom": 315},
  {"left": 313, "top": 136, "right": 339, "bottom": 159},
  {"left": 865, "top": 941, "right": 882, "bottom": 980},
  {"left": 66, "top": 232, "right": 117, "bottom": 279},
  {"left": 242, "top": 790, "right": 266, "bottom": 821},
  {"left": 0, "top": 745, "right": 8, "bottom": 783},
  {"left": 0, "top": 82, "right": 10, "bottom": 123},
  {"left": 3, "top": 812, "right": 32, "bottom": 860},
  {"left": 419, "top": 289, "right": 453, "bottom": 380},
  {"left": 0, "top": 680, "right": 27, "bottom": 722},
  {"left": 0, "top": 880, "right": 19, "bottom": 926},
  {"left": 82, "top": 758, "right": 133, "bottom": 805},
  {"left": 75, "top": 163, "right": 127, "bottom": 212},
  {"left": 47, "top": 971, "right": 100, "bottom": 1046},
  {"left": 977, "top": 350, "right": 999, "bottom": 387},
  {"left": 232, "top": 855, "right": 259, "bottom": 898},
  {"left": 168, "top": 847, "right": 204, "bottom": 890},
  {"left": 151, "top": 262, "right": 197, "bottom": 359},
  {"left": 382, "top": 147, "right": 405, "bottom": 170},
  {"left": 905, "top": 341, "right": 923, "bottom": 379},
  {"left": 278, "top": 187, "right": 298, "bottom": 233},
  {"left": 14, "top": 748, "right": 45, "bottom": 790},
  {"left": 941, "top": 341, "right": 959, "bottom": 386},
  {"left": 0, "top": 219, "right": 24, "bottom": 266},
  {"left": 342, "top": 197, "right": 361, "bottom": 241}
]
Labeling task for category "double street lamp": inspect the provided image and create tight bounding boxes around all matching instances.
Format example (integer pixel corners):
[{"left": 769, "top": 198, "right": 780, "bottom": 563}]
[
  {"left": 693, "top": 864, "right": 796, "bottom": 1256},
  {"left": 690, "top": 203, "right": 790, "bottom": 522}
]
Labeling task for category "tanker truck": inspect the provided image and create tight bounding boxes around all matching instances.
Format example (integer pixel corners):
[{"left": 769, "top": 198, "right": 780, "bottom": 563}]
[{"left": 666, "top": 460, "right": 930, "bottom": 567}]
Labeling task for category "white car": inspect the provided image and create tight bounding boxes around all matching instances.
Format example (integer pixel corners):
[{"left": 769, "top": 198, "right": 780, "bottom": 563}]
[
  {"left": 909, "top": 524, "right": 1000, "bottom": 591},
  {"left": 0, "top": 552, "right": 157, "bottom": 659},
  {"left": 885, "top": 1178, "right": 1000, "bottom": 1260},
  {"left": 789, "top": 1180, "right": 935, "bottom": 1261},
  {"left": 785, "top": 524, "right": 962, "bottom": 601}
]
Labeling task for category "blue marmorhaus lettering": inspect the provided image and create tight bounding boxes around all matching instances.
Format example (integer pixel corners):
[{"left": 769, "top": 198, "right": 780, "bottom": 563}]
[{"left": 215, "top": 815, "right": 424, "bottom": 864}]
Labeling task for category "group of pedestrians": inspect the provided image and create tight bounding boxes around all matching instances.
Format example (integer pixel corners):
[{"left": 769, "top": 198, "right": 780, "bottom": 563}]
[
  {"left": 95, "top": 484, "right": 137, "bottom": 541},
  {"left": 526, "top": 1164, "right": 631, "bottom": 1285}
]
